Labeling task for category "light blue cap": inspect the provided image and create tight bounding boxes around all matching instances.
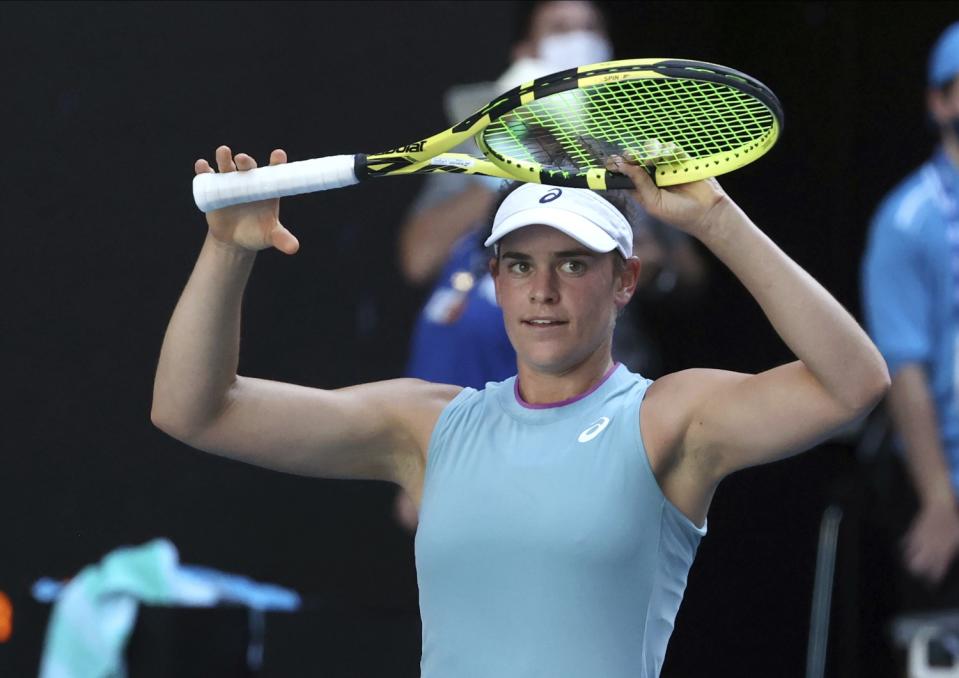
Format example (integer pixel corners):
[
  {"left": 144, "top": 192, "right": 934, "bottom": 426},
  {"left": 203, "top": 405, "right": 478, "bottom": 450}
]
[{"left": 929, "top": 22, "right": 959, "bottom": 88}]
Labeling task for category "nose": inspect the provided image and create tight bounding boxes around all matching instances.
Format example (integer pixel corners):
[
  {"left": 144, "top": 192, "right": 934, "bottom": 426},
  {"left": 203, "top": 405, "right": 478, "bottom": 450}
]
[{"left": 529, "top": 267, "right": 559, "bottom": 304}]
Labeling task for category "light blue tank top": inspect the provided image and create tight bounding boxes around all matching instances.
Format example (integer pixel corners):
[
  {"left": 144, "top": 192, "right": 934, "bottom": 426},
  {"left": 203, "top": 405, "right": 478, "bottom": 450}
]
[{"left": 415, "top": 364, "right": 706, "bottom": 678}]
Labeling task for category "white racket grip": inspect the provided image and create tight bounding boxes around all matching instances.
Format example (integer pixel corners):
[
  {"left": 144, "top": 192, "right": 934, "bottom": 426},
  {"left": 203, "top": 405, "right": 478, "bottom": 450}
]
[{"left": 192, "top": 155, "right": 360, "bottom": 213}]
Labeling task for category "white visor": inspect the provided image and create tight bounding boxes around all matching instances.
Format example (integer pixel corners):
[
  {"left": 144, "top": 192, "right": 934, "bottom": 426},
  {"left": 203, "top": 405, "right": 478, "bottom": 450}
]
[{"left": 485, "top": 184, "right": 632, "bottom": 258}]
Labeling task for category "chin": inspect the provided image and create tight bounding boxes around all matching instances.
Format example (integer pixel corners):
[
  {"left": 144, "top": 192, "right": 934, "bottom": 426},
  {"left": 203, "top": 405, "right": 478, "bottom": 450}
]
[{"left": 519, "top": 345, "right": 585, "bottom": 375}]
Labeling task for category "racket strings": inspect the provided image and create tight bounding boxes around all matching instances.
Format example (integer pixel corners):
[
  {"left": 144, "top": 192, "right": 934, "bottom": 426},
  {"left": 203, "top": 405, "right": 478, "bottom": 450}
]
[
  {"left": 592, "top": 79, "right": 770, "bottom": 164},
  {"left": 497, "top": 92, "right": 596, "bottom": 171},
  {"left": 481, "top": 78, "right": 776, "bottom": 174},
  {"left": 600, "top": 79, "right": 772, "bottom": 162}
]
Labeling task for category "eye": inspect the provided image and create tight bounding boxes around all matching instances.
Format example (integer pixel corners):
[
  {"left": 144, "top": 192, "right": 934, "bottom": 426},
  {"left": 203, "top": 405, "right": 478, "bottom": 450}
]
[
  {"left": 508, "top": 261, "right": 531, "bottom": 275},
  {"left": 560, "top": 260, "right": 586, "bottom": 274}
]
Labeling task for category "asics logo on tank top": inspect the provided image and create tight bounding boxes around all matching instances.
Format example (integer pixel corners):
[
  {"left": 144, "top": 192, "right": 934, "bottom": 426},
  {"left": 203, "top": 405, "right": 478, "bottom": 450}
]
[{"left": 578, "top": 416, "right": 611, "bottom": 443}]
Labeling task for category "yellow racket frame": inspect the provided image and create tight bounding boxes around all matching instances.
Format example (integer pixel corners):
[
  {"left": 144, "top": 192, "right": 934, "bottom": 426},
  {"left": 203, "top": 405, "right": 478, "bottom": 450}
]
[{"left": 359, "top": 58, "right": 782, "bottom": 189}]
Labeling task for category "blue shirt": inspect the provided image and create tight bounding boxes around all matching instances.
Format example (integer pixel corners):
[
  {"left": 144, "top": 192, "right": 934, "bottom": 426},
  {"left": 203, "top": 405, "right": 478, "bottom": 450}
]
[
  {"left": 415, "top": 365, "right": 706, "bottom": 678},
  {"left": 862, "top": 149, "right": 959, "bottom": 488},
  {"left": 405, "top": 232, "right": 516, "bottom": 389}
]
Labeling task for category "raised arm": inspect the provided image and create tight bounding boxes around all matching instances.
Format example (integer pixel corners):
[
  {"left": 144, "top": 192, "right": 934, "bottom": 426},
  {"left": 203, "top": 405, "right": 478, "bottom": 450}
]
[
  {"left": 151, "top": 147, "right": 459, "bottom": 494},
  {"left": 607, "top": 158, "right": 890, "bottom": 522}
]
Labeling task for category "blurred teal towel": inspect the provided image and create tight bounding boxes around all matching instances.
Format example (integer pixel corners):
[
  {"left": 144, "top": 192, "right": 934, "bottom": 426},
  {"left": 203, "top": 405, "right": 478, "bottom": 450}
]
[{"left": 37, "top": 538, "right": 300, "bottom": 678}]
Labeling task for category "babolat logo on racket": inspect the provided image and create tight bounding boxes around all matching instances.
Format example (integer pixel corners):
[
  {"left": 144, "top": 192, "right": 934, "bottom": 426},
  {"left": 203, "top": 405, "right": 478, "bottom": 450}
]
[
  {"left": 539, "top": 188, "right": 562, "bottom": 204},
  {"left": 383, "top": 141, "right": 427, "bottom": 154}
]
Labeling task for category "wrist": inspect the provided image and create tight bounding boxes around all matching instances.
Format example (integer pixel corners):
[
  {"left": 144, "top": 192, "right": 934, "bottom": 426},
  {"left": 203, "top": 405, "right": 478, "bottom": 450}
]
[
  {"left": 205, "top": 231, "right": 259, "bottom": 261},
  {"left": 694, "top": 198, "right": 752, "bottom": 247}
]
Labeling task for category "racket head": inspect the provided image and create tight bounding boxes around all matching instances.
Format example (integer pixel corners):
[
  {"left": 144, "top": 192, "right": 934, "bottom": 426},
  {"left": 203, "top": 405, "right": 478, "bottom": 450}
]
[
  {"left": 360, "top": 58, "right": 783, "bottom": 189},
  {"left": 476, "top": 58, "right": 783, "bottom": 188}
]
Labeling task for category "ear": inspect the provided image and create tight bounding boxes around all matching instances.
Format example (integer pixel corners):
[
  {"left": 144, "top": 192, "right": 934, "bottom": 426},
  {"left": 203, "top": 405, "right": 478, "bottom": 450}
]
[
  {"left": 614, "top": 257, "right": 642, "bottom": 308},
  {"left": 928, "top": 87, "right": 950, "bottom": 126},
  {"left": 489, "top": 257, "right": 502, "bottom": 305}
]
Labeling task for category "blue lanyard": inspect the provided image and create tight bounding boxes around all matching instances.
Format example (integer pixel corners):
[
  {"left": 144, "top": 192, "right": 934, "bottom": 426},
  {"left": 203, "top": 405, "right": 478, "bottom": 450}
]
[{"left": 929, "top": 149, "right": 959, "bottom": 319}]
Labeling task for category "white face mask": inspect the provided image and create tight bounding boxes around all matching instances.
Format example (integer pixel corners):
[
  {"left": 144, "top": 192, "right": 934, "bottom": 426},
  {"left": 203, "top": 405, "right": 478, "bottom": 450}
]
[
  {"left": 495, "top": 31, "right": 613, "bottom": 92},
  {"left": 538, "top": 30, "right": 613, "bottom": 72}
]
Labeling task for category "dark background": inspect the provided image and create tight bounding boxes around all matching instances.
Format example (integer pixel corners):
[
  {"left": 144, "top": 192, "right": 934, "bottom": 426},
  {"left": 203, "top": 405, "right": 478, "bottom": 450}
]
[{"left": 3, "top": 2, "right": 958, "bottom": 676}]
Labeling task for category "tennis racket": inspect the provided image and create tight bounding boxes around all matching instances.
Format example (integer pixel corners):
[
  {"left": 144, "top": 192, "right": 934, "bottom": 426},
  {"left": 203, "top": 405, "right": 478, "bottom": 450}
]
[{"left": 193, "top": 58, "right": 783, "bottom": 213}]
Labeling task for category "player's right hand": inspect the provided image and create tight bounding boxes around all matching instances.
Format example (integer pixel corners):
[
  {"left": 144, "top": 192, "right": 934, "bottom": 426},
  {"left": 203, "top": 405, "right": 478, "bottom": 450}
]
[
  {"left": 195, "top": 146, "right": 300, "bottom": 255},
  {"left": 902, "top": 498, "right": 959, "bottom": 587}
]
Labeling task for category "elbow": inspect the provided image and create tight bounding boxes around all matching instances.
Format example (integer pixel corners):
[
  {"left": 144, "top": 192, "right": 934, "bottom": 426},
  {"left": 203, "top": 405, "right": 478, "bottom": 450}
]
[
  {"left": 151, "top": 381, "right": 237, "bottom": 445},
  {"left": 862, "top": 368, "right": 891, "bottom": 413},
  {"left": 876, "top": 361, "right": 893, "bottom": 397},
  {"left": 867, "top": 350, "right": 892, "bottom": 404},
  {"left": 151, "top": 376, "right": 239, "bottom": 444},
  {"left": 846, "top": 357, "right": 891, "bottom": 417},
  {"left": 150, "top": 400, "right": 191, "bottom": 441},
  {"left": 150, "top": 387, "right": 173, "bottom": 433},
  {"left": 150, "top": 394, "right": 209, "bottom": 444}
]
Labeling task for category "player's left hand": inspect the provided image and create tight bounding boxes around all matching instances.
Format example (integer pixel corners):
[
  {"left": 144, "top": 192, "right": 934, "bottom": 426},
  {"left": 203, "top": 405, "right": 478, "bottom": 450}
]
[
  {"left": 606, "top": 155, "right": 734, "bottom": 239},
  {"left": 196, "top": 146, "right": 300, "bottom": 255}
]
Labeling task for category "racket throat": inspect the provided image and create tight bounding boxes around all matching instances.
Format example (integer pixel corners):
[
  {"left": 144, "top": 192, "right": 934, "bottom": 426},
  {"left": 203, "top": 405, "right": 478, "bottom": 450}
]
[{"left": 356, "top": 153, "right": 506, "bottom": 181}]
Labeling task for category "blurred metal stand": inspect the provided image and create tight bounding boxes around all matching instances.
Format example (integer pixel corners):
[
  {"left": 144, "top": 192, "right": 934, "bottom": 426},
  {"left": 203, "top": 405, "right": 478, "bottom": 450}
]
[
  {"left": 805, "top": 410, "right": 893, "bottom": 678},
  {"left": 806, "top": 504, "right": 843, "bottom": 678}
]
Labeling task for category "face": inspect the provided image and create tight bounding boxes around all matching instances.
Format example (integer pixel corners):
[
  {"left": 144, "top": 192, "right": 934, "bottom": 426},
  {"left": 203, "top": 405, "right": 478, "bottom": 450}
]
[
  {"left": 491, "top": 225, "right": 639, "bottom": 375},
  {"left": 517, "top": 1, "right": 607, "bottom": 59},
  {"left": 929, "top": 76, "right": 959, "bottom": 142}
]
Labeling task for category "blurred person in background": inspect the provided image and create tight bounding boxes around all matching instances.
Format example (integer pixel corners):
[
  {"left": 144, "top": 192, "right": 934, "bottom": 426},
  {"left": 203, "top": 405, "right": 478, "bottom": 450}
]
[
  {"left": 862, "top": 21, "right": 959, "bottom": 629},
  {"left": 394, "top": 0, "right": 705, "bottom": 530}
]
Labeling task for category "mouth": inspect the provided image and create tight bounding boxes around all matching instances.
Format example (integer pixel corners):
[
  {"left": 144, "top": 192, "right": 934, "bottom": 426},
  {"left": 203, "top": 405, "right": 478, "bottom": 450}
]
[{"left": 522, "top": 319, "right": 569, "bottom": 329}]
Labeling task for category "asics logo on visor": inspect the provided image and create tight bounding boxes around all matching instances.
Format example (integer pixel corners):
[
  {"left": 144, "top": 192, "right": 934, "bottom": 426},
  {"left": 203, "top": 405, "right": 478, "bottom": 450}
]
[{"left": 539, "top": 188, "right": 563, "bottom": 204}]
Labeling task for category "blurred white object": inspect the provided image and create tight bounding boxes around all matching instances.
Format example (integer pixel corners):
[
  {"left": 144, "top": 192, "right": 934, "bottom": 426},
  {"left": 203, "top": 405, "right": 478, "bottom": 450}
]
[
  {"left": 539, "top": 31, "right": 612, "bottom": 71},
  {"left": 496, "top": 31, "right": 613, "bottom": 92},
  {"left": 909, "top": 625, "right": 959, "bottom": 677},
  {"left": 893, "top": 613, "right": 959, "bottom": 678}
]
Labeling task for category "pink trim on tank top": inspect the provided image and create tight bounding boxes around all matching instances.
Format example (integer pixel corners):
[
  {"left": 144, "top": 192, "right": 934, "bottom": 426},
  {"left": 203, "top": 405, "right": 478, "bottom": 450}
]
[{"left": 514, "top": 362, "right": 621, "bottom": 410}]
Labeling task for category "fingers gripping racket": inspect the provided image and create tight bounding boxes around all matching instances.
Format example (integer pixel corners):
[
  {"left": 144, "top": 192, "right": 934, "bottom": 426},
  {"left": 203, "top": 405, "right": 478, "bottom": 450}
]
[{"left": 193, "top": 58, "right": 783, "bottom": 212}]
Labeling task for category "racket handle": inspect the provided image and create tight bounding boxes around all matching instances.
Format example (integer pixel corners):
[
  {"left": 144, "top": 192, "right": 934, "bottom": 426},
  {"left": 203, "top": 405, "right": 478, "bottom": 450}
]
[{"left": 192, "top": 155, "right": 360, "bottom": 213}]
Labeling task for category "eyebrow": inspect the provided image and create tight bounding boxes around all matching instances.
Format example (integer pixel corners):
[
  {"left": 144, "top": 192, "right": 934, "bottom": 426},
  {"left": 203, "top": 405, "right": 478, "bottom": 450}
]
[{"left": 500, "top": 249, "right": 597, "bottom": 260}]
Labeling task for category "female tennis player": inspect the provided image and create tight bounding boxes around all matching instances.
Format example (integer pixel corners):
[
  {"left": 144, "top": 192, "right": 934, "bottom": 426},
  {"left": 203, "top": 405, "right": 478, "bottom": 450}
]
[{"left": 153, "top": 145, "right": 889, "bottom": 677}]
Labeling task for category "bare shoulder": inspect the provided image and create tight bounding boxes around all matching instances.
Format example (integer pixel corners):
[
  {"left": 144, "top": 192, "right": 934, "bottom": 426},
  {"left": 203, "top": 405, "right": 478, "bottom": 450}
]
[
  {"left": 338, "top": 378, "right": 462, "bottom": 499},
  {"left": 645, "top": 368, "right": 750, "bottom": 407},
  {"left": 338, "top": 375, "right": 462, "bottom": 416},
  {"left": 640, "top": 368, "right": 749, "bottom": 474},
  {"left": 642, "top": 362, "right": 845, "bottom": 504},
  {"left": 338, "top": 378, "right": 463, "bottom": 458},
  {"left": 640, "top": 368, "right": 751, "bottom": 524},
  {"left": 337, "top": 377, "right": 462, "bottom": 408}
]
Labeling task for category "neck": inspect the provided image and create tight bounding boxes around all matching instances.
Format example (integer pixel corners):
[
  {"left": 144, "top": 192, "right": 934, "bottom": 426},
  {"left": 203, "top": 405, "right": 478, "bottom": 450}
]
[
  {"left": 515, "top": 345, "right": 615, "bottom": 405},
  {"left": 944, "top": 134, "right": 959, "bottom": 168}
]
